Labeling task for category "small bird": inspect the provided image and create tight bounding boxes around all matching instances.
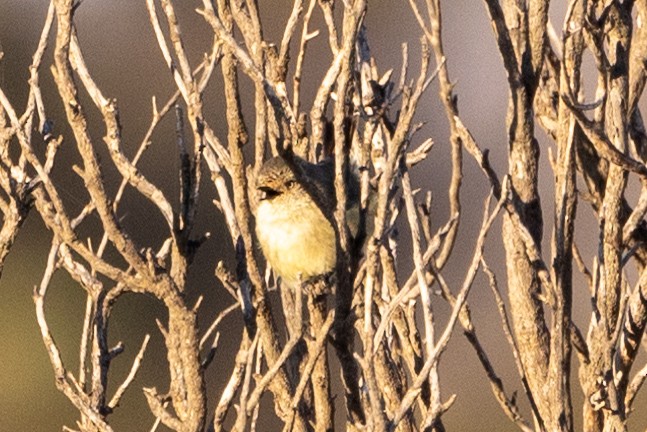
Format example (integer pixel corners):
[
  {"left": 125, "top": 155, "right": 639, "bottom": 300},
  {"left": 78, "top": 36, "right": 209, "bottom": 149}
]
[{"left": 253, "top": 155, "right": 361, "bottom": 286}]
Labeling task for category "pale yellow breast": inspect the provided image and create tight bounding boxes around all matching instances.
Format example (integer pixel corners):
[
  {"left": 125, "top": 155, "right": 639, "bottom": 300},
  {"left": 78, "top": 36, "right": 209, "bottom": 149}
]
[{"left": 255, "top": 196, "right": 336, "bottom": 285}]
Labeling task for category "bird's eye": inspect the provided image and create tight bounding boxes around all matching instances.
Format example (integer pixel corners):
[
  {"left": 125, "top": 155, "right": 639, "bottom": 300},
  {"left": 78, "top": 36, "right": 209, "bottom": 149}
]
[{"left": 285, "top": 180, "right": 296, "bottom": 188}]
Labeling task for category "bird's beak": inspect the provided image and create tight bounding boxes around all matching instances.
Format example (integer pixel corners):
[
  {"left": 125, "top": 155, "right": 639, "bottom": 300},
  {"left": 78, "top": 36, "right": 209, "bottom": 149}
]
[{"left": 257, "top": 186, "right": 277, "bottom": 201}]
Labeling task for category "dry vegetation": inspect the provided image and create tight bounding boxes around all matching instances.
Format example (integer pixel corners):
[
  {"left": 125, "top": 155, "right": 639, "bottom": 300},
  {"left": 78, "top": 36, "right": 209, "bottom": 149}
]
[{"left": 1, "top": 0, "right": 647, "bottom": 431}]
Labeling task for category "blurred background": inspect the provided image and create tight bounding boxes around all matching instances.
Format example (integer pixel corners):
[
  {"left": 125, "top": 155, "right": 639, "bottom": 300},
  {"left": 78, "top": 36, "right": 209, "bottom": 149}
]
[{"left": 0, "top": 1, "right": 646, "bottom": 431}]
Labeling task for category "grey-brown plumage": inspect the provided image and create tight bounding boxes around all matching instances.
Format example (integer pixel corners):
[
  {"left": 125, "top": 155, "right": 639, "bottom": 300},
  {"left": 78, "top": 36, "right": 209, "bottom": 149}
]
[{"left": 254, "top": 156, "right": 360, "bottom": 285}]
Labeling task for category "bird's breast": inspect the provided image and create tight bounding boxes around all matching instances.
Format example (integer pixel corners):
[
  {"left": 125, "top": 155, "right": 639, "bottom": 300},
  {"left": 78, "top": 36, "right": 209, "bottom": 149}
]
[{"left": 255, "top": 198, "right": 336, "bottom": 284}]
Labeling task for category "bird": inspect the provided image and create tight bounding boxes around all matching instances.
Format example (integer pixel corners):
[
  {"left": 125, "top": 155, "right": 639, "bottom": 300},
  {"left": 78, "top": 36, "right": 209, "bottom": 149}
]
[{"left": 253, "top": 155, "right": 362, "bottom": 287}]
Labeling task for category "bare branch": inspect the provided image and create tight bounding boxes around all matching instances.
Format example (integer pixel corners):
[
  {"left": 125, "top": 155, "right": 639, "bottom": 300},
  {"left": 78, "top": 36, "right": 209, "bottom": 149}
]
[{"left": 108, "top": 335, "right": 151, "bottom": 410}]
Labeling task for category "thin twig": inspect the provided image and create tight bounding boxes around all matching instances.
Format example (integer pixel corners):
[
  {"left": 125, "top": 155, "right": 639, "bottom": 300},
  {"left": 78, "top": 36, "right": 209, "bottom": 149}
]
[{"left": 108, "top": 334, "right": 151, "bottom": 410}]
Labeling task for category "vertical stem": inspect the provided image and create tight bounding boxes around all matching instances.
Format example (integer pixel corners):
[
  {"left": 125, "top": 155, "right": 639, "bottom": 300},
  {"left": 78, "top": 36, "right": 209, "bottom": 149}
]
[
  {"left": 331, "top": 1, "right": 367, "bottom": 428},
  {"left": 483, "top": 0, "right": 553, "bottom": 427},
  {"left": 587, "top": 4, "right": 632, "bottom": 430},
  {"left": 308, "top": 294, "right": 333, "bottom": 431},
  {"left": 164, "top": 295, "right": 207, "bottom": 432}
]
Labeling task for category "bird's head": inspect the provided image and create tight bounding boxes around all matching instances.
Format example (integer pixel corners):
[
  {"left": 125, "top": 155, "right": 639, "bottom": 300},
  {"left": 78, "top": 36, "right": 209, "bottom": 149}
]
[{"left": 255, "top": 157, "right": 301, "bottom": 203}]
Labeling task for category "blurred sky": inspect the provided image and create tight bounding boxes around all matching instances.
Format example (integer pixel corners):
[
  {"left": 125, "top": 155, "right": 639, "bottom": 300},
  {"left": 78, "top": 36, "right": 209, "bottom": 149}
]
[{"left": 1, "top": 1, "right": 646, "bottom": 431}]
